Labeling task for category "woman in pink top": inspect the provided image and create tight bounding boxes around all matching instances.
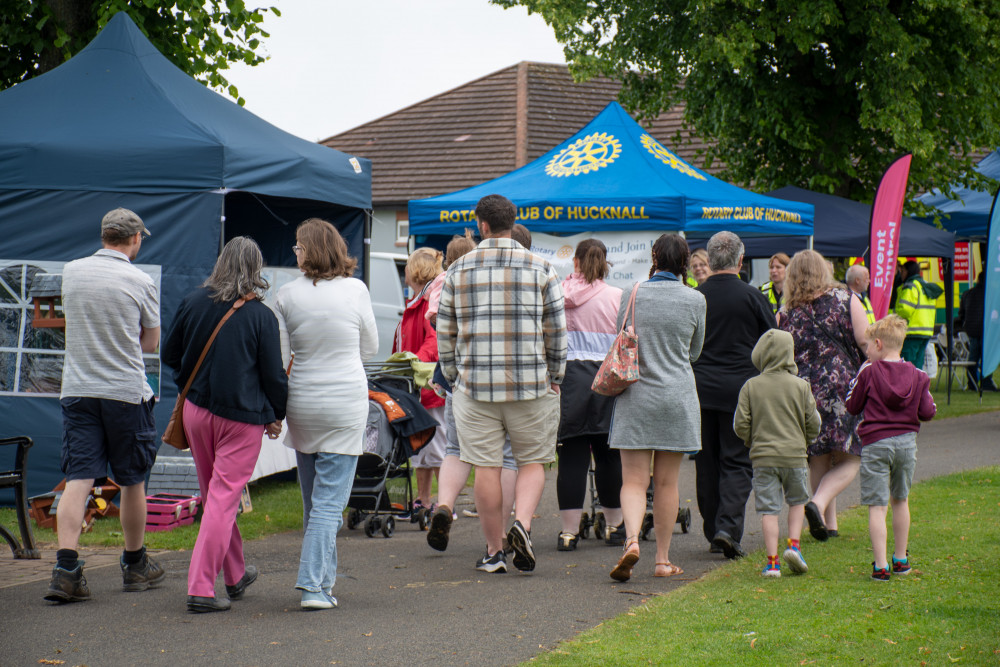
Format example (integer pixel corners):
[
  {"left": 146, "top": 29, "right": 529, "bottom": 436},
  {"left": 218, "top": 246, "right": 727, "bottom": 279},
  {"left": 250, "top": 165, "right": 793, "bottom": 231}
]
[{"left": 555, "top": 239, "right": 625, "bottom": 551}]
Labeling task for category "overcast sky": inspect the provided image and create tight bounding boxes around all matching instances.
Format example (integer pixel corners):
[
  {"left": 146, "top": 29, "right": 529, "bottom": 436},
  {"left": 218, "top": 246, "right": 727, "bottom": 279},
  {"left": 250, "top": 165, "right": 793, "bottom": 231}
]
[{"left": 224, "top": 1, "right": 567, "bottom": 142}]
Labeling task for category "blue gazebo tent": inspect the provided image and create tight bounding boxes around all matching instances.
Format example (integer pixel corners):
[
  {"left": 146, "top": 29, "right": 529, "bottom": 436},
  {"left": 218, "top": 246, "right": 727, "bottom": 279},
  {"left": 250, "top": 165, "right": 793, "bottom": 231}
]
[
  {"left": 914, "top": 150, "right": 1000, "bottom": 241},
  {"left": 409, "top": 102, "right": 813, "bottom": 238},
  {"left": 0, "top": 13, "right": 371, "bottom": 496}
]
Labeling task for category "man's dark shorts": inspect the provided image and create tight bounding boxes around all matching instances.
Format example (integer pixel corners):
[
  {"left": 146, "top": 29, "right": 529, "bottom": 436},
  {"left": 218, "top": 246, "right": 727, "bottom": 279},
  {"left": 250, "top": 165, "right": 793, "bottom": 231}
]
[{"left": 60, "top": 397, "right": 158, "bottom": 486}]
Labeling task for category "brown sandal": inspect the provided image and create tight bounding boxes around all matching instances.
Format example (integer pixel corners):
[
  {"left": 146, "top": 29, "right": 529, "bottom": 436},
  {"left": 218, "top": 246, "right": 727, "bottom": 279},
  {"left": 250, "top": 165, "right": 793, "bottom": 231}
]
[
  {"left": 654, "top": 562, "right": 683, "bottom": 577},
  {"left": 610, "top": 537, "right": 640, "bottom": 582}
]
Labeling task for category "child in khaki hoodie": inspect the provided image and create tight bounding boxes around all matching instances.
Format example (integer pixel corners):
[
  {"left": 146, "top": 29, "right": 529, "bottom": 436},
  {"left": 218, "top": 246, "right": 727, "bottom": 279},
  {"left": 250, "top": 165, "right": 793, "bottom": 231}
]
[{"left": 735, "top": 329, "right": 821, "bottom": 577}]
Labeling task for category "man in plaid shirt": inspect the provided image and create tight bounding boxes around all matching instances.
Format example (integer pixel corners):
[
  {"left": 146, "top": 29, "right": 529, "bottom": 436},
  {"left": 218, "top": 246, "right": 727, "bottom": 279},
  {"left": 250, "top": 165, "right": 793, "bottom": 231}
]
[{"left": 436, "top": 194, "right": 567, "bottom": 573}]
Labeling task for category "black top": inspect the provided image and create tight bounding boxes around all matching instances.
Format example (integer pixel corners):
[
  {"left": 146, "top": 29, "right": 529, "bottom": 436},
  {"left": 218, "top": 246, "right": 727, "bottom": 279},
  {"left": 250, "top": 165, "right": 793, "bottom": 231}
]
[
  {"left": 693, "top": 273, "right": 777, "bottom": 412},
  {"left": 958, "top": 284, "right": 985, "bottom": 339},
  {"left": 162, "top": 287, "right": 288, "bottom": 424}
]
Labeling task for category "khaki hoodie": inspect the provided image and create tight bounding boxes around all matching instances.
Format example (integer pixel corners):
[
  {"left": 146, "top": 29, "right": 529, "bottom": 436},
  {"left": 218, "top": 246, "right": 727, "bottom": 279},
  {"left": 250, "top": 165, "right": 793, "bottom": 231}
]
[{"left": 734, "top": 329, "right": 821, "bottom": 468}]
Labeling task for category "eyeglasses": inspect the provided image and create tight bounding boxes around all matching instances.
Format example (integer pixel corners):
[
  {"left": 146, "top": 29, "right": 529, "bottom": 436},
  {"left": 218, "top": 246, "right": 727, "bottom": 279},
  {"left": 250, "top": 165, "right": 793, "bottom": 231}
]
[{"left": 292, "top": 245, "right": 303, "bottom": 253}]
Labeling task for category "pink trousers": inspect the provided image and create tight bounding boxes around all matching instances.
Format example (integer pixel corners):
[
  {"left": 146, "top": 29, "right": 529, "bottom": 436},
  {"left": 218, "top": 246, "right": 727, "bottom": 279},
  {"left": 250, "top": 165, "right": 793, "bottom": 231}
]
[{"left": 184, "top": 400, "right": 264, "bottom": 598}]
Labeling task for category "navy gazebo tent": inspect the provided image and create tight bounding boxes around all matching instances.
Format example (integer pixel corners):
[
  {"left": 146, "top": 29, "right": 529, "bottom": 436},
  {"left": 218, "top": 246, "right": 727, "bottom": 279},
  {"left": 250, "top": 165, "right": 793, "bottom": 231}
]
[{"left": 0, "top": 13, "right": 371, "bottom": 496}]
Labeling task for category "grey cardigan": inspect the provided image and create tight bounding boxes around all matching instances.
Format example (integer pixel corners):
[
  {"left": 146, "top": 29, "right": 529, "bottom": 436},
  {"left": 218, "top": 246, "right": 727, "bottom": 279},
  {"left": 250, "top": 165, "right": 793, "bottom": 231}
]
[{"left": 608, "top": 280, "right": 706, "bottom": 451}]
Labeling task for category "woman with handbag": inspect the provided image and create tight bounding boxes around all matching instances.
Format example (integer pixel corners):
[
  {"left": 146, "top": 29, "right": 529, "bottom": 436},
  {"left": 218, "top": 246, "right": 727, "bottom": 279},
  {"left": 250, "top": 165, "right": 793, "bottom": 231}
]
[
  {"left": 607, "top": 234, "right": 706, "bottom": 581},
  {"left": 779, "top": 249, "right": 869, "bottom": 540},
  {"left": 162, "top": 237, "right": 287, "bottom": 613},
  {"left": 555, "top": 239, "right": 624, "bottom": 551},
  {"left": 274, "top": 218, "right": 378, "bottom": 610}
]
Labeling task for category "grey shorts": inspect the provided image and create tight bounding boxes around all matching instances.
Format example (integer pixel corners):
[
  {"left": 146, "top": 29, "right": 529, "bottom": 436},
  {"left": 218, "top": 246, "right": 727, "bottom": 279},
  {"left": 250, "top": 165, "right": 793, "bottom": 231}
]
[
  {"left": 753, "top": 466, "right": 810, "bottom": 515},
  {"left": 860, "top": 432, "right": 917, "bottom": 506},
  {"left": 443, "top": 393, "right": 516, "bottom": 470}
]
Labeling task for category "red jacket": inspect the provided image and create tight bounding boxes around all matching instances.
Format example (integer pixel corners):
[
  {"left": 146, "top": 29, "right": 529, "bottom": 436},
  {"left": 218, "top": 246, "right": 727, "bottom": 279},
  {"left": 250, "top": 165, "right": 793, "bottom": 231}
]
[{"left": 392, "top": 292, "right": 445, "bottom": 409}]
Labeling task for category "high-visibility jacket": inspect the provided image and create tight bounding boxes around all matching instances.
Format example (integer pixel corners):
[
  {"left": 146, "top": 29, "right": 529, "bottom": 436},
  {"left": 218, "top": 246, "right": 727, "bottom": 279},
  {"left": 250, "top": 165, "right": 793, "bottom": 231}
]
[
  {"left": 852, "top": 291, "right": 876, "bottom": 325},
  {"left": 759, "top": 281, "right": 781, "bottom": 314},
  {"left": 894, "top": 277, "right": 942, "bottom": 338}
]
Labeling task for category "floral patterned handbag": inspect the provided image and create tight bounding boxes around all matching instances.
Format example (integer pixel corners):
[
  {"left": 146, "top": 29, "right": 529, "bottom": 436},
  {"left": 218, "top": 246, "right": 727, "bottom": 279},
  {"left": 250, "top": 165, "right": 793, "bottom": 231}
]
[{"left": 591, "top": 283, "right": 640, "bottom": 396}]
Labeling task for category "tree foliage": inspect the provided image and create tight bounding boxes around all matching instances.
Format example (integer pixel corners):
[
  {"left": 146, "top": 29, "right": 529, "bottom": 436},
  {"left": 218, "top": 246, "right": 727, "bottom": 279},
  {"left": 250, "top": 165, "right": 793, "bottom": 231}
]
[
  {"left": 494, "top": 0, "right": 1000, "bottom": 204},
  {"left": 0, "top": 0, "right": 278, "bottom": 104}
]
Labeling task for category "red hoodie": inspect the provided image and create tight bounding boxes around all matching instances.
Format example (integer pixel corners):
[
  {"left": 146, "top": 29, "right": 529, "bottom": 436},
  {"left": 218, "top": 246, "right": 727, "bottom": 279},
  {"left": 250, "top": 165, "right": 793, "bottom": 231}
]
[{"left": 845, "top": 359, "right": 936, "bottom": 447}]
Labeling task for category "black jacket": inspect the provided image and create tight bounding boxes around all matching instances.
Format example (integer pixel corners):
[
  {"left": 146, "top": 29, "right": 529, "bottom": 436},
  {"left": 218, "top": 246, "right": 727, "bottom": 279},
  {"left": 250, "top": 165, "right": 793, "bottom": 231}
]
[
  {"left": 162, "top": 287, "right": 287, "bottom": 424},
  {"left": 693, "top": 273, "right": 777, "bottom": 412}
]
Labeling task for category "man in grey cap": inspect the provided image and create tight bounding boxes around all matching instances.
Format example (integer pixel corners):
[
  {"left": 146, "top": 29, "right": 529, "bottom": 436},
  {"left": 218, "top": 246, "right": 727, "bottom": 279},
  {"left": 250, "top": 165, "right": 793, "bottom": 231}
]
[{"left": 45, "top": 208, "right": 165, "bottom": 604}]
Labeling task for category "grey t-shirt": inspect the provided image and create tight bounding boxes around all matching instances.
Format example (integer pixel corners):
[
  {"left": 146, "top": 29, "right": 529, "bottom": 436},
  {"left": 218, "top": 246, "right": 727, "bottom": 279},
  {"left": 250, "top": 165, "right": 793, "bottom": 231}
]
[{"left": 60, "top": 249, "right": 160, "bottom": 403}]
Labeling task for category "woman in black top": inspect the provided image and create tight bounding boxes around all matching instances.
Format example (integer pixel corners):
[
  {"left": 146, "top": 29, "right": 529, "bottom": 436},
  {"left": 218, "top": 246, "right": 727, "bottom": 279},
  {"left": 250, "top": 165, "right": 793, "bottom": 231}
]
[{"left": 162, "top": 237, "right": 287, "bottom": 613}]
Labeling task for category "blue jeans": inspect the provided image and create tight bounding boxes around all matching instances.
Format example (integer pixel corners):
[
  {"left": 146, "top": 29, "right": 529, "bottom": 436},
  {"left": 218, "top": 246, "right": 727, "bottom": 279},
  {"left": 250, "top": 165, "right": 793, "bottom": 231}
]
[{"left": 295, "top": 451, "right": 358, "bottom": 593}]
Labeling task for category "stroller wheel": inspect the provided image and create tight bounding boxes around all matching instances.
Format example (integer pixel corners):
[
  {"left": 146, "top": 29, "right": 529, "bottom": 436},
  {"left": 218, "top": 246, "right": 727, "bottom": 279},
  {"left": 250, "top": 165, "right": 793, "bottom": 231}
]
[
  {"left": 364, "top": 515, "right": 380, "bottom": 538},
  {"left": 640, "top": 512, "right": 654, "bottom": 541},
  {"left": 579, "top": 512, "right": 592, "bottom": 539},
  {"left": 678, "top": 507, "right": 691, "bottom": 533},
  {"left": 347, "top": 508, "right": 362, "bottom": 530},
  {"left": 595, "top": 512, "right": 607, "bottom": 541},
  {"left": 381, "top": 515, "right": 396, "bottom": 538}
]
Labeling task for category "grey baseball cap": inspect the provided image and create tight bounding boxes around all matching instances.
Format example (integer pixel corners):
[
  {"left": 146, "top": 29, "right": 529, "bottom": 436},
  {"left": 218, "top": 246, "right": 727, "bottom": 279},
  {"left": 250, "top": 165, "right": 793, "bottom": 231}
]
[{"left": 101, "top": 208, "right": 151, "bottom": 237}]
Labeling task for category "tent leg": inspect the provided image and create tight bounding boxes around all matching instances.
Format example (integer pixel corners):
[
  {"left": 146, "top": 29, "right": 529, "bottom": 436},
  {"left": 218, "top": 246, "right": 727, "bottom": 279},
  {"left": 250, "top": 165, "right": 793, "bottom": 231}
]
[
  {"left": 944, "top": 258, "right": 954, "bottom": 405},
  {"left": 807, "top": 235, "right": 814, "bottom": 250}
]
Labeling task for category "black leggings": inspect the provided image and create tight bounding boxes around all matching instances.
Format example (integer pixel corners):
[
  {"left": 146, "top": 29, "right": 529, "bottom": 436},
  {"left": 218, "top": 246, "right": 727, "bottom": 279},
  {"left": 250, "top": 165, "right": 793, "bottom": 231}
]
[{"left": 556, "top": 434, "right": 622, "bottom": 511}]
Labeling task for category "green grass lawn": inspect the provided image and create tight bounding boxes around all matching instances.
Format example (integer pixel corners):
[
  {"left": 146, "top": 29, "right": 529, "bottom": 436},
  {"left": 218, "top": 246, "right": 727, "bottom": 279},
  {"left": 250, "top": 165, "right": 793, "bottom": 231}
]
[
  {"left": 528, "top": 467, "right": 1000, "bottom": 666},
  {"left": 930, "top": 383, "right": 1000, "bottom": 419}
]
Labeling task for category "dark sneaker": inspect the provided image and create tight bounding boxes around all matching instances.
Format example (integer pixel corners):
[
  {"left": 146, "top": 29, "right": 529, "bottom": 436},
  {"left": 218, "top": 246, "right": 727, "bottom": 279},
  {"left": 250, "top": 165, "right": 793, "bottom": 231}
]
[
  {"left": 506, "top": 520, "right": 536, "bottom": 572},
  {"left": 557, "top": 532, "right": 579, "bottom": 551},
  {"left": 782, "top": 542, "right": 808, "bottom": 574},
  {"left": 410, "top": 499, "right": 426, "bottom": 524},
  {"left": 187, "top": 595, "right": 232, "bottom": 613},
  {"left": 225, "top": 564, "right": 258, "bottom": 600},
  {"left": 872, "top": 563, "right": 891, "bottom": 581},
  {"left": 475, "top": 550, "right": 507, "bottom": 573},
  {"left": 427, "top": 505, "right": 453, "bottom": 552},
  {"left": 709, "top": 543, "right": 723, "bottom": 554},
  {"left": 605, "top": 522, "right": 626, "bottom": 546},
  {"left": 711, "top": 531, "right": 747, "bottom": 560},
  {"left": 804, "top": 502, "right": 829, "bottom": 541},
  {"left": 121, "top": 553, "right": 166, "bottom": 592},
  {"left": 892, "top": 556, "right": 912, "bottom": 575},
  {"left": 827, "top": 529, "right": 840, "bottom": 538},
  {"left": 44, "top": 563, "right": 90, "bottom": 603}
]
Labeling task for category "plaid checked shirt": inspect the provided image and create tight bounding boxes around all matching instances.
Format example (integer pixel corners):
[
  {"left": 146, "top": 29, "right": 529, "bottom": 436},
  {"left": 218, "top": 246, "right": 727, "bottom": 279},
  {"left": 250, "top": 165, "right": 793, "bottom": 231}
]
[{"left": 437, "top": 237, "right": 567, "bottom": 402}]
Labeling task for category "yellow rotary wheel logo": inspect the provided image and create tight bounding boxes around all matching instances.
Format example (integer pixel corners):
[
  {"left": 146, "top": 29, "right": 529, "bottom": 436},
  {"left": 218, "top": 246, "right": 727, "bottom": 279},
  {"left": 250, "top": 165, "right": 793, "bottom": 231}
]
[
  {"left": 556, "top": 245, "right": 574, "bottom": 259},
  {"left": 545, "top": 132, "right": 622, "bottom": 177},
  {"left": 640, "top": 134, "right": 706, "bottom": 181}
]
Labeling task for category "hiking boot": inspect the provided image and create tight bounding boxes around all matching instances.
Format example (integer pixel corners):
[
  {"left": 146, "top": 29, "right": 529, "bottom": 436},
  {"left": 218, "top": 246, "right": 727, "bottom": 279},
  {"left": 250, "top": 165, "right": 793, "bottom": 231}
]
[
  {"left": 711, "top": 531, "right": 747, "bottom": 560},
  {"left": 121, "top": 552, "right": 166, "bottom": 592},
  {"left": 761, "top": 562, "right": 781, "bottom": 578},
  {"left": 871, "top": 562, "right": 891, "bottom": 581},
  {"left": 605, "top": 522, "right": 626, "bottom": 546},
  {"left": 804, "top": 502, "right": 829, "bottom": 541},
  {"left": 506, "top": 520, "right": 536, "bottom": 572},
  {"left": 892, "top": 556, "right": 912, "bottom": 575},
  {"left": 427, "top": 505, "right": 453, "bottom": 552},
  {"left": 475, "top": 550, "right": 507, "bottom": 573},
  {"left": 44, "top": 562, "right": 90, "bottom": 603},
  {"left": 187, "top": 595, "right": 231, "bottom": 613},
  {"left": 783, "top": 541, "right": 808, "bottom": 574},
  {"left": 225, "top": 564, "right": 258, "bottom": 600},
  {"left": 557, "top": 532, "right": 579, "bottom": 551}
]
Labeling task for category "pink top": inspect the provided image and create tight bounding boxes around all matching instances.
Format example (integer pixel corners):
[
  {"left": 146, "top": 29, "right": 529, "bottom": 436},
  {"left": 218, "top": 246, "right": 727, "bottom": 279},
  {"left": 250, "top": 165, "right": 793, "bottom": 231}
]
[
  {"left": 561, "top": 273, "right": 623, "bottom": 362},
  {"left": 424, "top": 272, "right": 446, "bottom": 321}
]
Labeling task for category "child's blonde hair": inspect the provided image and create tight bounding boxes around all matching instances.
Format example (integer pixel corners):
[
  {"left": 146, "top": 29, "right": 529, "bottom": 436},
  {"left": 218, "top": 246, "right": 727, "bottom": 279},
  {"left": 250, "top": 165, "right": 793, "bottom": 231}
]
[
  {"left": 407, "top": 247, "right": 443, "bottom": 286},
  {"left": 866, "top": 314, "right": 908, "bottom": 351}
]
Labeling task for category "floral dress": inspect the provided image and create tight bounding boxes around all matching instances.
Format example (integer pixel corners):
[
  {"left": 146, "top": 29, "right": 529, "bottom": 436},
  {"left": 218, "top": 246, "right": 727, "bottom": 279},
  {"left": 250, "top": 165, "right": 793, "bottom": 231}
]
[{"left": 779, "top": 288, "right": 863, "bottom": 457}]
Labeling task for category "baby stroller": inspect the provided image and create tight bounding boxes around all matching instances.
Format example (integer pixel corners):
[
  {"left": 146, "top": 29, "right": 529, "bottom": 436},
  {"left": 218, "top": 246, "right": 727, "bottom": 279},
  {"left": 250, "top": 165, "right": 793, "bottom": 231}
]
[
  {"left": 345, "top": 363, "right": 435, "bottom": 538},
  {"left": 578, "top": 464, "right": 691, "bottom": 540}
]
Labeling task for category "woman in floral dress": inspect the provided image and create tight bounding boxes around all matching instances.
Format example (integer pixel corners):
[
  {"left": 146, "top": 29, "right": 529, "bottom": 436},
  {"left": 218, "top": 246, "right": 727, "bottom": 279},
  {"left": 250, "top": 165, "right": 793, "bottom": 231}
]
[{"left": 779, "top": 250, "right": 869, "bottom": 539}]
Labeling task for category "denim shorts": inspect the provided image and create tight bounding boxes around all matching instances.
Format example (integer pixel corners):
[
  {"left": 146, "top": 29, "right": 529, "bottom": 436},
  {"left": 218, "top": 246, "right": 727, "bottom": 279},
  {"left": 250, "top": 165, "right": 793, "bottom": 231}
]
[
  {"left": 860, "top": 432, "right": 917, "bottom": 506},
  {"left": 753, "top": 466, "right": 810, "bottom": 515},
  {"left": 443, "top": 393, "right": 517, "bottom": 470},
  {"left": 60, "top": 396, "right": 158, "bottom": 486}
]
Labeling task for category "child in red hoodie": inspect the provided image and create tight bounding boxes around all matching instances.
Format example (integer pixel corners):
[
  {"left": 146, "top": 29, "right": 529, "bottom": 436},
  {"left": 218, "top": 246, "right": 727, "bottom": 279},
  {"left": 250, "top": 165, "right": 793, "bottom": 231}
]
[{"left": 846, "top": 315, "right": 936, "bottom": 581}]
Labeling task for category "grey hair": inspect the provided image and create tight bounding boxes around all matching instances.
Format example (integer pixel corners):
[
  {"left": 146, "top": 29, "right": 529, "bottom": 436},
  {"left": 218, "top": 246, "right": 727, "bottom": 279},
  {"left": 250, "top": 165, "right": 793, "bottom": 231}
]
[
  {"left": 845, "top": 263, "right": 868, "bottom": 289},
  {"left": 202, "top": 236, "right": 269, "bottom": 303},
  {"left": 706, "top": 231, "right": 744, "bottom": 272}
]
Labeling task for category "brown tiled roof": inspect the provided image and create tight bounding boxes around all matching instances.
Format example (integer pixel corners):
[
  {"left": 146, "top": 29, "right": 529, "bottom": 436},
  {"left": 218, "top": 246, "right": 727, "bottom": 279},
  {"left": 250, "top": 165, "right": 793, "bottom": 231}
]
[{"left": 321, "top": 62, "right": 715, "bottom": 206}]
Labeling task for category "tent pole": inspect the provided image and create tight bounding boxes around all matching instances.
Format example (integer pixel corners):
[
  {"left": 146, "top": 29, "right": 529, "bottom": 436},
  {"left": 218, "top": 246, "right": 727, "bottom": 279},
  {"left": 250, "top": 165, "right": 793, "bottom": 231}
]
[
  {"left": 944, "top": 257, "right": 954, "bottom": 405},
  {"left": 220, "top": 194, "right": 226, "bottom": 255},
  {"left": 808, "top": 235, "right": 814, "bottom": 250},
  {"left": 363, "top": 209, "right": 372, "bottom": 287}
]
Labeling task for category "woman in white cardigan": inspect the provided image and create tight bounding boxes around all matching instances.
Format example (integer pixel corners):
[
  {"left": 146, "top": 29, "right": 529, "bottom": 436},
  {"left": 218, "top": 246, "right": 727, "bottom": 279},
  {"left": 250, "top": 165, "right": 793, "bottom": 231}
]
[{"left": 274, "top": 218, "right": 378, "bottom": 610}]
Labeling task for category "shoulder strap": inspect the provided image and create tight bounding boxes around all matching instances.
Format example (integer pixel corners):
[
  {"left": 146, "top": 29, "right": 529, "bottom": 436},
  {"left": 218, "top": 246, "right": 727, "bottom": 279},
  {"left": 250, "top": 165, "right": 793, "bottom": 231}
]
[
  {"left": 622, "top": 283, "right": 640, "bottom": 333},
  {"left": 176, "top": 294, "right": 254, "bottom": 402}
]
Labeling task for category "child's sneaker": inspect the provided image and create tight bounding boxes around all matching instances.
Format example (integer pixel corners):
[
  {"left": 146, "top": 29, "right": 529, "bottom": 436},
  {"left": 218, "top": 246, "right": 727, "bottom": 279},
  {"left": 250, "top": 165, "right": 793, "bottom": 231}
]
[
  {"left": 891, "top": 555, "right": 912, "bottom": 575},
  {"left": 871, "top": 562, "right": 891, "bottom": 581},
  {"left": 761, "top": 562, "right": 781, "bottom": 577},
  {"left": 782, "top": 541, "right": 808, "bottom": 574}
]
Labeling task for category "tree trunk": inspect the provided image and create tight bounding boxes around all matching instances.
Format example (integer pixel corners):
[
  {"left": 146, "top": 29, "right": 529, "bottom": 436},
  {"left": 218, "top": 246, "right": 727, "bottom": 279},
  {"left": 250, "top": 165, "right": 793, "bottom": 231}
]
[{"left": 37, "top": 0, "right": 95, "bottom": 75}]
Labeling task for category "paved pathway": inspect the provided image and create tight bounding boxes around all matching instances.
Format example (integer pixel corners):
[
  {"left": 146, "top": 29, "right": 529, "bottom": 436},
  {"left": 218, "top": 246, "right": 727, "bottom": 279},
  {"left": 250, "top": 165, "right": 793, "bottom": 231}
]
[{"left": 1, "top": 411, "right": 996, "bottom": 666}]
